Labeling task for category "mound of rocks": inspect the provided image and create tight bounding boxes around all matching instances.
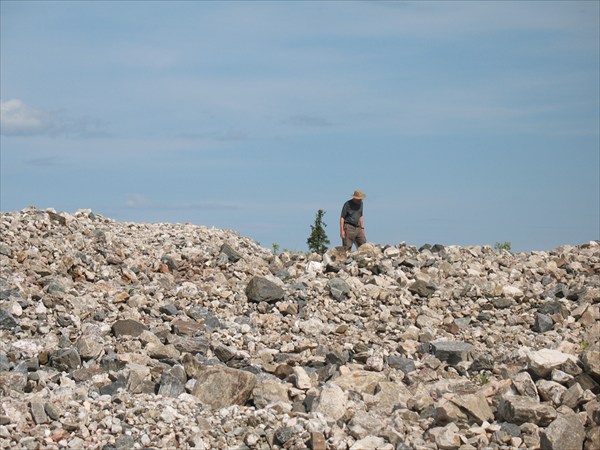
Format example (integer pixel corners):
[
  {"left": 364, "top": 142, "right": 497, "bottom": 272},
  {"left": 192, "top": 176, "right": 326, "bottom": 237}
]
[{"left": 1, "top": 207, "right": 599, "bottom": 450}]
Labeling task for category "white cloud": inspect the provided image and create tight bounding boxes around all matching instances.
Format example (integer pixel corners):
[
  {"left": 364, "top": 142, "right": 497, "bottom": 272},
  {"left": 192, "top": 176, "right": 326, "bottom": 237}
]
[
  {"left": 0, "top": 99, "right": 57, "bottom": 136},
  {"left": 0, "top": 98, "right": 110, "bottom": 138}
]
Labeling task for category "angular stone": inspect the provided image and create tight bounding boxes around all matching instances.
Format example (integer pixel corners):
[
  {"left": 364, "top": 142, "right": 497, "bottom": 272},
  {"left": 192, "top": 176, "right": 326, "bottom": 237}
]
[
  {"left": 540, "top": 414, "right": 585, "bottom": 450},
  {"left": 126, "top": 364, "right": 153, "bottom": 394},
  {"left": 388, "top": 355, "right": 416, "bottom": 373},
  {"left": 0, "top": 308, "right": 18, "bottom": 330},
  {"left": 0, "top": 371, "right": 27, "bottom": 394},
  {"left": 527, "top": 349, "right": 578, "bottom": 378},
  {"left": 274, "top": 427, "right": 294, "bottom": 446},
  {"left": 582, "top": 341, "right": 600, "bottom": 380},
  {"left": 327, "top": 278, "right": 351, "bottom": 301},
  {"left": 220, "top": 243, "right": 242, "bottom": 262},
  {"left": 431, "top": 422, "right": 461, "bottom": 450},
  {"left": 348, "top": 410, "right": 387, "bottom": 440},
  {"left": 500, "top": 395, "right": 557, "bottom": 426},
  {"left": 371, "top": 381, "right": 412, "bottom": 414},
  {"left": 30, "top": 399, "right": 48, "bottom": 424},
  {"left": 253, "top": 379, "right": 290, "bottom": 409},
  {"left": 409, "top": 279, "right": 438, "bottom": 297},
  {"left": 312, "top": 382, "right": 348, "bottom": 422},
  {"left": 76, "top": 335, "right": 105, "bottom": 360},
  {"left": 44, "top": 402, "right": 61, "bottom": 421},
  {"left": 213, "top": 343, "right": 237, "bottom": 363},
  {"left": 491, "top": 297, "right": 512, "bottom": 309},
  {"left": 50, "top": 348, "right": 81, "bottom": 372},
  {"left": 533, "top": 313, "right": 554, "bottom": 333},
  {"left": 561, "top": 382, "right": 584, "bottom": 409},
  {"left": 332, "top": 370, "right": 386, "bottom": 395},
  {"left": 291, "top": 366, "right": 312, "bottom": 390},
  {"left": 350, "top": 436, "right": 387, "bottom": 450},
  {"left": 159, "top": 304, "right": 179, "bottom": 316},
  {"left": 246, "top": 276, "right": 285, "bottom": 303},
  {"left": 158, "top": 369, "right": 186, "bottom": 398},
  {"left": 171, "top": 335, "right": 210, "bottom": 355},
  {"left": 430, "top": 341, "right": 475, "bottom": 366},
  {"left": 191, "top": 365, "right": 257, "bottom": 409},
  {"left": 537, "top": 380, "right": 567, "bottom": 406},
  {"left": 512, "top": 371, "right": 539, "bottom": 400},
  {"left": 171, "top": 318, "right": 204, "bottom": 336},
  {"left": 450, "top": 392, "right": 494, "bottom": 424},
  {"left": 470, "top": 352, "right": 494, "bottom": 372},
  {"left": 111, "top": 319, "right": 148, "bottom": 338},
  {"left": 310, "top": 432, "right": 327, "bottom": 450}
]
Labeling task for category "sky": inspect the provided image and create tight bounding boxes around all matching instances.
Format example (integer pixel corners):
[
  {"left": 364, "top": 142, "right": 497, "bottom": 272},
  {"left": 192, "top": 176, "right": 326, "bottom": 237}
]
[{"left": 1, "top": 0, "right": 599, "bottom": 253}]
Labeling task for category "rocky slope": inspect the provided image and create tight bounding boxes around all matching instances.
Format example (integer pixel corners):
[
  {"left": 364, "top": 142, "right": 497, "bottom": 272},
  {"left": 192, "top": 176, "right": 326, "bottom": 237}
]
[{"left": 0, "top": 207, "right": 599, "bottom": 450}]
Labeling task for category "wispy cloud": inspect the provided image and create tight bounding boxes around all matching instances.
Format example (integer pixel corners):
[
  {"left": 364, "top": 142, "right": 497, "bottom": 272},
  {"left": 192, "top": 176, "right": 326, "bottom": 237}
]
[{"left": 0, "top": 99, "right": 110, "bottom": 138}]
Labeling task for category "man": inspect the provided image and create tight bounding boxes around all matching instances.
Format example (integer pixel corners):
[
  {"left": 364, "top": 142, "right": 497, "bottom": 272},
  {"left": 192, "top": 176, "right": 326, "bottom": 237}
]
[{"left": 340, "top": 190, "right": 366, "bottom": 251}]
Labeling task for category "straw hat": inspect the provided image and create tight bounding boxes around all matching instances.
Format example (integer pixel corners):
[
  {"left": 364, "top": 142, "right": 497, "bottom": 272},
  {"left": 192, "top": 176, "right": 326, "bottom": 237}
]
[{"left": 352, "top": 190, "right": 366, "bottom": 200}]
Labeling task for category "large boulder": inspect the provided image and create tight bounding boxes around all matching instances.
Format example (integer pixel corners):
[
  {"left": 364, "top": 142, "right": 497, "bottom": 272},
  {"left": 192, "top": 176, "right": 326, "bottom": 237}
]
[
  {"left": 190, "top": 365, "right": 257, "bottom": 409},
  {"left": 246, "top": 277, "right": 285, "bottom": 303},
  {"left": 540, "top": 414, "right": 585, "bottom": 450}
]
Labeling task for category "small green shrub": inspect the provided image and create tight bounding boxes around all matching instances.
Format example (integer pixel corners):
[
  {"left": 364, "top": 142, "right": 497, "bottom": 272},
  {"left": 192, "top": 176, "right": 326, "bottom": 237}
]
[{"left": 494, "top": 241, "right": 512, "bottom": 252}]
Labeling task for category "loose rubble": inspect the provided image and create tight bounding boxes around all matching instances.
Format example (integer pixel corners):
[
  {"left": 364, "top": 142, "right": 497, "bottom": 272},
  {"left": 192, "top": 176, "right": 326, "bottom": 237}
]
[{"left": 1, "top": 207, "right": 599, "bottom": 450}]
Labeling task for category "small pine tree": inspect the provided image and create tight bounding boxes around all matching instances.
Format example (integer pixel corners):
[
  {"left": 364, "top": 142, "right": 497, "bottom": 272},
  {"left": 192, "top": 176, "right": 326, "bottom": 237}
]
[{"left": 307, "top": 209, "right": 330, "bottom": 255}]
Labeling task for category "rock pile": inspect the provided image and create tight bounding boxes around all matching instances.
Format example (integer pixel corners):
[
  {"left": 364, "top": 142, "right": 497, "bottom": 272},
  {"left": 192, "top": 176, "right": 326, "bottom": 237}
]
[{"left": 1, "top": 207, "right": 599, "bottom": 450}]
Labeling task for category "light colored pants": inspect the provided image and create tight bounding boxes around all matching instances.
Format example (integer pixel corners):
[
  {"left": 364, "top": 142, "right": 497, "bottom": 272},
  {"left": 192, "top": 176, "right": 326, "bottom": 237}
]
[{"left": 343, "top": 223, "right": 366, "bottom": 251}]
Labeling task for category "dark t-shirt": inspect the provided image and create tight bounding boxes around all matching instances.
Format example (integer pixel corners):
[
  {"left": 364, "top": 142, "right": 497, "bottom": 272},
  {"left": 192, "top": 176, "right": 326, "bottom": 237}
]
[{"left": 341, "top": 200, "right": 363, "bottom": 226}]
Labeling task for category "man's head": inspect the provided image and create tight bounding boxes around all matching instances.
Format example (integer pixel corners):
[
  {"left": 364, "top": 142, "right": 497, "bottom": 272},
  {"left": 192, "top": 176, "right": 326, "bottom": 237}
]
[{"left": 351, "top": 190, "right": 366, "bottom": 203}]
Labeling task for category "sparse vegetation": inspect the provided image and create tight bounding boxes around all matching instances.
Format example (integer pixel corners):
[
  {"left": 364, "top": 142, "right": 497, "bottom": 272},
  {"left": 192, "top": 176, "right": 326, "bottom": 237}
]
[
  {"left": 307, "top": 209, "right": 330, "bottom": 255},
  {"left": 494, "top": 241, "right": 512, "bottom": 252},
  {"left": 272, "top": 243, "right": 280, "bottom": 255}
]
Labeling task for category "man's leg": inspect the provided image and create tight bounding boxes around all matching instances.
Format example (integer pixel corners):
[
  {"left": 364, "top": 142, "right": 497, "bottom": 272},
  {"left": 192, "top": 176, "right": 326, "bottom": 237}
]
[
  {"left": 356, "top": 228, "right": 367, "bottom": 248},
  {"left": 342, "top": 225, "right": 356, "bottom": 251}
]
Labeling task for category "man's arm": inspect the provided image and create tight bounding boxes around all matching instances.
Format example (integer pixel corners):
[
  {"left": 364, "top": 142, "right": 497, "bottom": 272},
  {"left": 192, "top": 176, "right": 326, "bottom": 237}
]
[{"left": 340, "top": 217, "right": 345, "bottom": 240}]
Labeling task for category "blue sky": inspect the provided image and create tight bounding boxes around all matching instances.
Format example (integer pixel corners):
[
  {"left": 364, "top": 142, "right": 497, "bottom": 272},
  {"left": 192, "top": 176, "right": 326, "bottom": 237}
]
[{"left": 1, "top": 1, "right": 598, "bottom": 252}]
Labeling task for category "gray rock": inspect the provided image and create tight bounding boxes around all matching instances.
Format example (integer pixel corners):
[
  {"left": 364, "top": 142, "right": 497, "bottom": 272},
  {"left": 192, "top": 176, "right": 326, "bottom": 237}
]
[
  {"left": 327, "top": 278, "right": 351, "bottom": 300},
  {"left": 491, "top": 298, "right": 512, "bottom": 309},
  {"left": 540, "top": 414, "right": 585, "bottom": 450},
  {"left": 158, "top": 370, "right": 185, "bottom": 398},
  {"left": 533, "top": 313, "right": 554, "bottom": 333},
  {"left": 513, "top": 371, "right": 539, "bottom": 400},
  {"left": 470, "top": 352, "right": 494, "bottom": 372},
  {"left": 499, "top": 395, "right": 557, "bottom": 426},
  {"left": 220, "top": 243, "right": 242, "bottom": 262},
  {"left": 246, "top": 276, "right": 285, "bottom": 303},
  {"left": 213, "top": 343, "right": 238, "bottom": 363},
  {"left": 44, "top": 402, "right": 61, "bottom": 421},
  {"left": 409, "top": 279, "right": 438, "bottom": 297},
  {"left": 50, "top": 348, "right": 81, "bottom": 372},
  {"left": 0, "top": 244, "right": 12, "bottom": 258},
  {"left": 159, "top": 304, "right": 179, "bottom": 315},
  {"left": 111, "top": 319, "right": 148, "bottom": 338},
  {"left": 388, "top": 355, "right": 416, "bottom": 373},
  {"left": 0, "top": 308, "right": 18, "bottom": 330},
  {"left": 30, "top": 399, "right": 48, "bottom": 424},
  {"left": 274, "top": 427, "right": 294, "bottom": 446},
  {"left": 430, "top": 341, "right": 474, "bottom": 366}
]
